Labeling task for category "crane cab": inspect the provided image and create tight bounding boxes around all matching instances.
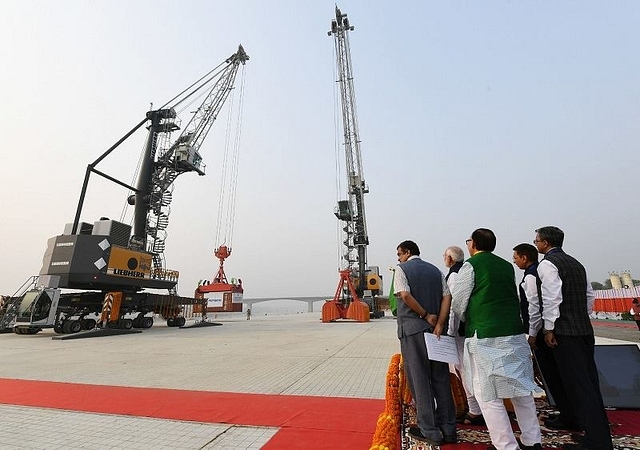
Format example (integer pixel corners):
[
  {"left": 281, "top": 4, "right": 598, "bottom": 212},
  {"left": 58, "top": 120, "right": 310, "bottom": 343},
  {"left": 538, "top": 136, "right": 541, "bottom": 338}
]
[
  {"left": 175, "top": 142, "right": 205, "bottom": 175},
  {"left": 13, "top": 287, "right": 60, "bottom": 334}
]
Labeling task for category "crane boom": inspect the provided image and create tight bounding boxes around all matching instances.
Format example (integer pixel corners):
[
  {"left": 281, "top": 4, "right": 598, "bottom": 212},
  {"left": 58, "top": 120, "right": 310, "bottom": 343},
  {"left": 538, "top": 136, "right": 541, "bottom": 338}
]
[
  {"left": 329, "top": 7, "right": 369, "bottom": 295},
  {"left": 132, "top": 46, "right": 249, "bottom": 274},
  {"left": 163, "top": 46, "right": 249, "bottom": 169},
  {"left": 67, "top": 45, "right": 249, "bottom": 289}
]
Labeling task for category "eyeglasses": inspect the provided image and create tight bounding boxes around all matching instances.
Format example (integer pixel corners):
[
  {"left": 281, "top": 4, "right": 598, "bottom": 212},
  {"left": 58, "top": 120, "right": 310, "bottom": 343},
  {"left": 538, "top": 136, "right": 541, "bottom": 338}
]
[
  {"left": 465, "top": 239, "right": 472, "bottom": 244},
  {"left": 533, "top": 239, "right": 544, "bottom": 244}
]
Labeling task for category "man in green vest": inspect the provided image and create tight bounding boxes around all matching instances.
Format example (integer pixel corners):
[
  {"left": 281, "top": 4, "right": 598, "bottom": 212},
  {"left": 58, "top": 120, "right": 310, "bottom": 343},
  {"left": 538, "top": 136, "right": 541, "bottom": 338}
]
[{"left": 452, "top": 228, "right": 542, "bottom": 450}]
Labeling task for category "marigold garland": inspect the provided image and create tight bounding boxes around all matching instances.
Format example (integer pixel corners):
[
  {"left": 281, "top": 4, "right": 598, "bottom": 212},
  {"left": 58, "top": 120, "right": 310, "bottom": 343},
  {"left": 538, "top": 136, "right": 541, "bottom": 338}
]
[
  {"left": 399, "top": 356, "right": 412, "bottom": 405},
  {"left": 370, "top": 353, "right": 411, "bottom": 450}
]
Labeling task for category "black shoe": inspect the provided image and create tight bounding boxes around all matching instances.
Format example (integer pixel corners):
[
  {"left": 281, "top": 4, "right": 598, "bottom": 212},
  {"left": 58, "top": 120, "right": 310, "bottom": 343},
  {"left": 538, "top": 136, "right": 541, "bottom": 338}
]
[
  {"left": 442, "top": 433, "right": 457, "bottom": 444},
  {"left": 408, "top": 426, "right": 443, "bottom": 446},
  {"left": 563, "top": 443, "right": 590, "bottom": 450},
  {"left": 570, "top": 432, "right": 584, "bottom": 443},
  {"left": 516, "top": 438, "right": 542, "bottom": 450},
  {"left": 544, "top": 415, "right": 580, "bottom": 431},
  {"left": 458, "top": 412, "right": 486, "bottom": 425}
]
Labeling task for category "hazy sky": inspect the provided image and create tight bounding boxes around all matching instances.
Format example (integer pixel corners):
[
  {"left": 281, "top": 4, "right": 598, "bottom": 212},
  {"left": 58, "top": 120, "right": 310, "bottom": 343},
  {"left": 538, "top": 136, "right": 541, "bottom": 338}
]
[{"left": 1, "top": 1, "right": 639, "bottom": 299}]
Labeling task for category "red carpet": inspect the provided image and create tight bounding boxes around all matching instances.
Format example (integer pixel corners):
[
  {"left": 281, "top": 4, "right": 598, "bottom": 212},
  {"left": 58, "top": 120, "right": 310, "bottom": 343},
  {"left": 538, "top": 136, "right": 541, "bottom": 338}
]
[
  {"left": 592, "top": 320, "right": 637, "bottom": 329},
  {"left": 0, "top": 378, "right": 383, "bottom": 449},
  {"left": 2, "top": 378, "right": 638, "bottom": 449},
  {"left": 608, "top": 408, "right": 640, "bottom": 435}
]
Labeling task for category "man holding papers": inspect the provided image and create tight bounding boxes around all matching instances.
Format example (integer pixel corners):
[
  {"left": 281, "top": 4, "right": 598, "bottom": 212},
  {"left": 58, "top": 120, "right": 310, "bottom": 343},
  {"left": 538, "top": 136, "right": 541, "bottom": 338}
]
[
  {"left": 444, "top": 245, "right": 484, "bottom": 426},
  {"left": 452, "top": 229, "right": 543, "bottom": 450},
  {"left": 394, "top": 240, "right": 457, "bottom": 446}
]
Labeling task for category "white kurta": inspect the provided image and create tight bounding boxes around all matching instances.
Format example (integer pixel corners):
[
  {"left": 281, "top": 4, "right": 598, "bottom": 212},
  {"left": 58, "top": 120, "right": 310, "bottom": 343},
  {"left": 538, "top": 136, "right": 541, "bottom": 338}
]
[
  {"left": 446, "top": 270, "right": 461, "bottom": 337},
  {"left": 452, "top": 262, "right": 543, "bottom": 402}
]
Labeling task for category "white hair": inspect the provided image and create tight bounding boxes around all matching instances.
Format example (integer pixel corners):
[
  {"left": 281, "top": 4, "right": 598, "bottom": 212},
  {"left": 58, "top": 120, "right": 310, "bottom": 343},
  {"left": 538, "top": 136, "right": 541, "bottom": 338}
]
[{"left": 445, "top": 246, "right": 464, "bottom": 262}]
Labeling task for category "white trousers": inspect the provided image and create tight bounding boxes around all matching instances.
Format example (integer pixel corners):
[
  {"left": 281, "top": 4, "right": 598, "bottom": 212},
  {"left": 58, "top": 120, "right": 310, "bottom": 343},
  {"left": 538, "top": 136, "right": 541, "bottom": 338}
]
[
  {"left": 477, "top": 396, "right": 541, "bottom": 450},
  {"left": 453, "top": 336, "right": 482, "bottom": 415},
  {"left": 469, "top": 345, "right": 542, "bottom": 450}
]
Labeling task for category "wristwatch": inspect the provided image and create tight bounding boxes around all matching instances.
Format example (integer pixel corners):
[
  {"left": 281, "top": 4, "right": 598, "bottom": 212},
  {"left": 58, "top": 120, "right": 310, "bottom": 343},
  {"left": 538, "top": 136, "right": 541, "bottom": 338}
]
[
  {"left": 542, "top": 329, "right": 554, "bottom": 335},
  {"left": 420, "top": 311, "right": 428, "bottom": 319}
]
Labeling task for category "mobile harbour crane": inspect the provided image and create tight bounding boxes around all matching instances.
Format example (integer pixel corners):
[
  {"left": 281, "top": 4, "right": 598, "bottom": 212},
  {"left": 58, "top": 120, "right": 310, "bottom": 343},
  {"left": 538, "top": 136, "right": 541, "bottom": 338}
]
[
  {"left": 322, "top": 6, "right": 383, "bottom": 323},
  {"left": 4, "top": 45, "right": 249, "bottom": 336}
]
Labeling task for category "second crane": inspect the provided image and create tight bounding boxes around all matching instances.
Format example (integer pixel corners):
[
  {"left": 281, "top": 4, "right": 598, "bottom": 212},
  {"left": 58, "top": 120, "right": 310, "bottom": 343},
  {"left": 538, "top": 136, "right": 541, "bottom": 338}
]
[{"left": 322, "top": 6, "right": 383, "bottom": 323}]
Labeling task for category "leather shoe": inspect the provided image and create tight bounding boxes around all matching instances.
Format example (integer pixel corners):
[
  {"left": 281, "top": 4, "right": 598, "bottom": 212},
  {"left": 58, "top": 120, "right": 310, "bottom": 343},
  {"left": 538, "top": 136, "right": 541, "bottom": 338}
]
[
  {"left": 457, "top": 412, "right": 486, "bottom": 425},
  {"left": 517, "top": 439, "right": 542, "bottom": 450},
  {"left": 563, "top": 443, "right": 590, "bottom": 450},
  {"left": 570, "top": 432, "right": 584, "bottom": 443},
  {"left": 442, "top": 433, "right": 457, "bottom": 444},
  {"left": 408, "top": 426, "right": 443, "bottom": 446},
  {"left": 544, "top": 415, "right": 580, "bottom": 431}
]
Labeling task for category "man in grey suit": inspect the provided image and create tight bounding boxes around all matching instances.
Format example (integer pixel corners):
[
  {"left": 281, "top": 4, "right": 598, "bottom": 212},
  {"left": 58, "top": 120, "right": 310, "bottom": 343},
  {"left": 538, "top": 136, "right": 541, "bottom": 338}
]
[{"left": 394, "top": 240, "right": 456, "bottom": 446}]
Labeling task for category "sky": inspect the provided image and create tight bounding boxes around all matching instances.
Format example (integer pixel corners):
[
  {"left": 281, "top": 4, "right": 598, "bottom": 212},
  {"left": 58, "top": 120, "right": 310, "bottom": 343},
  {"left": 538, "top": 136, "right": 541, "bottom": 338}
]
[{"left": 1, "top": 1, "right": 639, "bottom": 299}]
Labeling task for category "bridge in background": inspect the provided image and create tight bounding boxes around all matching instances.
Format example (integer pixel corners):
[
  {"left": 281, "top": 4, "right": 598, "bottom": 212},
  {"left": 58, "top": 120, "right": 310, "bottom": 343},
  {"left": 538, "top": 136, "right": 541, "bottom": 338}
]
[{"left": 243, "top": 297, "right": 329, "bottom": 313}]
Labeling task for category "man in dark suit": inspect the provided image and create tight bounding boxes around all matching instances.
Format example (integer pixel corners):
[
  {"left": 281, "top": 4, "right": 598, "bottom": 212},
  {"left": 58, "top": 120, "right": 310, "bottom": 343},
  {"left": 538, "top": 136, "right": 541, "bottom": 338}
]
[
  {"left": 534, "top": 226, "right": 612, "bottom": 450},
  {"left": 513, "top": 243, "right": 577, "bottom": 431}
]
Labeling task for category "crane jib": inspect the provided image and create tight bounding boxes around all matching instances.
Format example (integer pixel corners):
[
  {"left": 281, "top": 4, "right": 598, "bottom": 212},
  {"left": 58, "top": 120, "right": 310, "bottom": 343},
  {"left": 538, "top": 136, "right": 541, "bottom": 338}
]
[{"left": 65, "top": 45, "right": 248, "bottom": 290}]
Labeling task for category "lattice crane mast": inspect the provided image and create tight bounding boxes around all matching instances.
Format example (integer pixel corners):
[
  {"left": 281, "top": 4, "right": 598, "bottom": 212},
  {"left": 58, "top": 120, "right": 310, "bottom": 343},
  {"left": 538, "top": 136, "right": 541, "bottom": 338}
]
[
  {"left": 330, "top": 6, "right": 369, "bottom": 289},
  {"left": 323, "top": 6, "right": 380, "bottom": 323}
]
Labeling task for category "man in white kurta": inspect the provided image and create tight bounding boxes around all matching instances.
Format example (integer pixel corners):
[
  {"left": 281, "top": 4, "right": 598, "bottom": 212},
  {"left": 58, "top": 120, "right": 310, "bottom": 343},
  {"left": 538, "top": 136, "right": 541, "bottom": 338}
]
[
  {"left": 444, "top": 245, "right": 483, "bottom": 424},
  {"left": 452, "top": 229, "right": 542, "bottom": 450}
]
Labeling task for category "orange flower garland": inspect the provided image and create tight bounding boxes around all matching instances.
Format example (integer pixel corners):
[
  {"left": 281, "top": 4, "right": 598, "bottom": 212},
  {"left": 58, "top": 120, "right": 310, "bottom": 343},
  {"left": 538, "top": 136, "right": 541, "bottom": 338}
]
[
  {"left": 399, "top": 356, "right": 412, "bottom": 406},
  {"left": 370, "top": 353, "right": 411, "bottom": 450}
]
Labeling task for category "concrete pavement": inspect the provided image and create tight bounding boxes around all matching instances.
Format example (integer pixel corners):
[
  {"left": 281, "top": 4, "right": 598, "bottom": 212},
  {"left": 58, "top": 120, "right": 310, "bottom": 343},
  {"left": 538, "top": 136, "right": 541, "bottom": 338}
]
[
  {"left": 0, "top": 313, "right": 636, "bottom": 449},
  {"left": 0, "top": 312, "right": 399, "bottom": 449}
]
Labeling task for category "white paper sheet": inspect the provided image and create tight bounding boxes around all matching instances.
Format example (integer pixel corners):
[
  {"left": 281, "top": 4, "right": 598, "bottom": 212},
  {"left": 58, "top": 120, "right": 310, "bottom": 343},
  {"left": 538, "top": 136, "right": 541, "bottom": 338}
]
[{"left": 424, "top": 332, "right": 460, "bottom": 365}]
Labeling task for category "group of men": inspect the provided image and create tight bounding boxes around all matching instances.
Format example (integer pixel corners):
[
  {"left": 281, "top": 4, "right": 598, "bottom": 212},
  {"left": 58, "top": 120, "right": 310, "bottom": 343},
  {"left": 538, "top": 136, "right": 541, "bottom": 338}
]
[{"left": 393, "top": 226, "right": 612, "bottom": 450}]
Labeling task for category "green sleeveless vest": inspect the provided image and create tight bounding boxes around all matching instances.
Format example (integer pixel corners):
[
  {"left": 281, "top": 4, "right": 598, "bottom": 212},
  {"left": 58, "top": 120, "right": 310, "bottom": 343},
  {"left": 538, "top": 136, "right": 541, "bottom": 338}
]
[{"left": 466, "top": 252, "right": 524, "bottom": 338}]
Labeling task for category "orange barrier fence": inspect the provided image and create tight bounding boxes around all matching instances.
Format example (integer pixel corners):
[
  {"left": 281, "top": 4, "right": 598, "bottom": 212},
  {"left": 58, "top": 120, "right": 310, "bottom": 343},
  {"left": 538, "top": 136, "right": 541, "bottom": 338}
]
[{"left": 593, "top": 298, "right": 636, "bottom": 313}]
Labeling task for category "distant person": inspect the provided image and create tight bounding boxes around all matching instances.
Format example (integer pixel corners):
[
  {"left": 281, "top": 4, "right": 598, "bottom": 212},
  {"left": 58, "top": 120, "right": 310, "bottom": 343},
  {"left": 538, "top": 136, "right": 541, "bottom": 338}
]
[
  {"left": 534, "top": 226, "right": 612, "bottom": 450},
  {"left": 246, "top": 308, "right": 251, "bottom": 320},
  {"left": 452, "top": 229, "right": 542, "bottom": 450},
  {"left": 630, "top": 299, "right": 640, "bottom": 333},
  {"left": 513, "top": 243, "right": 577, "bottom": 431},
  {"left": 394, "top": 240, "right": 457, "bottom": 446},
  {"left": 444, "top": 245, "right": 484, "bottom": 426}
]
